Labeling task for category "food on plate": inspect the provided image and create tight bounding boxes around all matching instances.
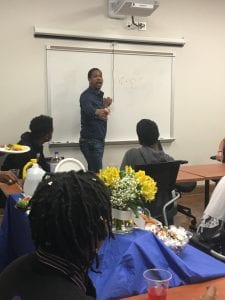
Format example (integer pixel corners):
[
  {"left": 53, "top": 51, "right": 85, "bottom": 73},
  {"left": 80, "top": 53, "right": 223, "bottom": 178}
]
[
  {"left": 146, "top": 224, "right": 192, "bottom": 254},
  {"left": 140, "top": 213, "right": 161, "bottom": 225},
  {"left": 4, "top": 144, "right": 27, "bottom": 151}
]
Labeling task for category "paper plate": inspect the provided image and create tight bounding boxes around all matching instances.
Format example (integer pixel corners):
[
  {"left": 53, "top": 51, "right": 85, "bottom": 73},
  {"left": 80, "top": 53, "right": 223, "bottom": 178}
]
[
  {"left": 55, "top": 158, "right": 85, "bottom": 172},
  {"left": 0, "top": 145, "right": 30, "bottom": 154}
]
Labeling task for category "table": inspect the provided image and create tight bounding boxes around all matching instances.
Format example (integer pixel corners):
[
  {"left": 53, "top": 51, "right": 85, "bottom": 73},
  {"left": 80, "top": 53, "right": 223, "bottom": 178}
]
[
  {"left": 176, "top": 170, "right": 204, "bottom": 183},
  {"left": 121, "top": 276, "right": 225, "bottom": 300},
  {"left": 1, "top": 194, "right": 225, "bottom": 300},
  {"left": 0, "top": 193, "right": 35, "bottom": 271},
  {"left": 179, "top": 163, "right": 225, "bottom": 207}
]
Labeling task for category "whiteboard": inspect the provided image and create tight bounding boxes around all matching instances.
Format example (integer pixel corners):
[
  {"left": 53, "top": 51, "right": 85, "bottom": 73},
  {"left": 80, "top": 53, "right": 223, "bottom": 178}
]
[{"left": 47, "top": 46, "right": 175, "bottom": 144}]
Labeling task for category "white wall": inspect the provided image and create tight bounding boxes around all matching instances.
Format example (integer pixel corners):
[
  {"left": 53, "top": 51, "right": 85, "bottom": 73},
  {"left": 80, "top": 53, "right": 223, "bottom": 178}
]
[{"left": 1, "top": 0, "right": 225, "bottom": 170}]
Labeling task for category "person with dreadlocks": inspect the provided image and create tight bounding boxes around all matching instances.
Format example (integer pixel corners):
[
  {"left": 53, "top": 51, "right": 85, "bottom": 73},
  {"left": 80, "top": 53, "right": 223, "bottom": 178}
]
[
  {"left": 0, "top": 170, "right": 113, "bottom": 300},
  {"left": 1, "top": 115, "right": 53, "bottom": 177}
]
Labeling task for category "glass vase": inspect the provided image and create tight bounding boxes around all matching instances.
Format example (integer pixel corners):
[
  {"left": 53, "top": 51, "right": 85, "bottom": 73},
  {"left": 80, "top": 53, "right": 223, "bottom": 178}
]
[{"left": 112, "top": 208, "right": 134, "bottom": 234}]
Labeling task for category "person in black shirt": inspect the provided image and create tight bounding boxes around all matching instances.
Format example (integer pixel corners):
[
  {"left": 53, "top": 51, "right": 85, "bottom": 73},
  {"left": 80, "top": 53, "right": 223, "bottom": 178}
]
[
  {"left": 1, "top": 115, "right": 53, "bottom": 177},
  {"left": 0, "top": 171, "right": 113, "bottom": 300},
  {"left": 79, "top": 68, "right": 112, "bottom": 173}
]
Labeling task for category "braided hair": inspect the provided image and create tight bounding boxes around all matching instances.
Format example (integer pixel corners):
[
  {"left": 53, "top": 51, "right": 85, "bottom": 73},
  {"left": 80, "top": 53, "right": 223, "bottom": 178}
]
[{"left": 29, "top": 170, "right": 113, "bottom": 269}]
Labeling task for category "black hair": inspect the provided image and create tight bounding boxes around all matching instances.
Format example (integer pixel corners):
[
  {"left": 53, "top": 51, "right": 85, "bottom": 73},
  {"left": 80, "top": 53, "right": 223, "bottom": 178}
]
[
  {"left": 88, "top": 68, "right": 101, "bottom": 79},
  {"left": 136, "top": 119, "right": 159, "bottom": 146},
  {"left": 29, "top": 170, "right": 113, "bottom": 269},
  {"left": 29, "top": 115, "right": 53, "bottom": 139}
]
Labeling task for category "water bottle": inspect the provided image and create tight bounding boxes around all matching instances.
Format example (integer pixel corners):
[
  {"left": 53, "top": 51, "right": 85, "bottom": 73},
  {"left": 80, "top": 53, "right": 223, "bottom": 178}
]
[
  {"left": 23, "top": 159, "right": 46, "bottom": 196},
  {"left": 50, "top": 151, "right": 61, "bottom": 173}
]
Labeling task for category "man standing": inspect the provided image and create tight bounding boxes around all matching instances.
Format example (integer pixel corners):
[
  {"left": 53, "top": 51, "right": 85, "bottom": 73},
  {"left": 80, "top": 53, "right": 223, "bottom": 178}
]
[{"left": 79, "top": 68, "right": 112, "bottom": 172}]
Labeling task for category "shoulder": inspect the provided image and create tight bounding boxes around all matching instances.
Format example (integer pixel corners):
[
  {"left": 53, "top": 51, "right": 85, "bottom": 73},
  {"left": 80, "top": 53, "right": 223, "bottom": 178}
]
[
  {"left": 80, "top": 87, "right": 93, "bottom": 97},
  {"left": 124, "top": 148, "right": 139, "bottom": 156},
  {"left": 151, "top": 149, "right": 174, "bottom": 162},
  {"left": 0, "top": 254, "right": 94, "bottom": 300}
]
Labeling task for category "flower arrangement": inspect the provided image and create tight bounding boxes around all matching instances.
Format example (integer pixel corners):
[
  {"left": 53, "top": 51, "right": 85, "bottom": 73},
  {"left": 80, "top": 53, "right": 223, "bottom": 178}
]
[{"left": 98, "top": 166, "right": 157, "bottom": 216}]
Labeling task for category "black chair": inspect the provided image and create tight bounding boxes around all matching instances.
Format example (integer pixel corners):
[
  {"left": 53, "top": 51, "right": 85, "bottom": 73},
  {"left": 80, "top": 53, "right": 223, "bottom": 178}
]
[
  {"left": 173, "top": 160, "right": 197, "bottom": 231},
  {"left": 157, "top": 142, "right": 197, "bottom": 229},
  {"left": 135, "top": 161, "right": 182, "bottom": 226},
  {"left": 175, "top": 183, "right": 197, "bottom": 231}
]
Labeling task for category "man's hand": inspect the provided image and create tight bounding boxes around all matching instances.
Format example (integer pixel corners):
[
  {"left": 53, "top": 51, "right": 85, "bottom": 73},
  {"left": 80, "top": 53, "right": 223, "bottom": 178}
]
[
  {"left": 95, "top": 108, "right": 110, "bottom": 120},
  {"left": 0, "top": 171, "right": 18, "bottom": 185},
  {"left": 103, "top": 97, "right": 112, "bottom": 108}
]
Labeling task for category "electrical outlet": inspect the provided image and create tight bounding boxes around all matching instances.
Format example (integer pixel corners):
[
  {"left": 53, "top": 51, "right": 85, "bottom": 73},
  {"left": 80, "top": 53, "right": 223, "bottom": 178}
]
[{"left": 138, "top": 22, "right": 147, "bottom": 31}]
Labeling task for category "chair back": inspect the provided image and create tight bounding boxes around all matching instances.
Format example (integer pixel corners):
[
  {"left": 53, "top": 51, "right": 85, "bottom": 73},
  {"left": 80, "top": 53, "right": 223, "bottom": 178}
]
[
  {"left": 135, "top": 160, "right": 182, "bottom": 224},
  {"left": 55, "top": 158, "right": 85, "bottom": 172}
]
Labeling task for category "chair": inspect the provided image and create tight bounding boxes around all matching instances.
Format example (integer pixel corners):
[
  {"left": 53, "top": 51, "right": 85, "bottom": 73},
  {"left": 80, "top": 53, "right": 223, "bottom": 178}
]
[
  {"left": 158, "top": 142, "right": 197, "bottom": 229},
  {"left": 55, "top": 158, "right": 86, "bottom": 172},
  {"left": 175, "top": 183, "right": 197, "bottom": 231},
  {"left": 171, "top": 159, "right": 197, "bottom": 231},
  {"left": 135, "top": 161, "right": 182, "bottom": 226}
]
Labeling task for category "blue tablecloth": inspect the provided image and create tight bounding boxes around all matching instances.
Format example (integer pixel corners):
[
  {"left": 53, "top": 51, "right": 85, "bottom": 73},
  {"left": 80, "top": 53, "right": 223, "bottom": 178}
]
[
  {"left": 91, "top": 229, "right": 225, "bottom": 299},
  {"left": 0, "top": 193, "right": 35, "bottom": 271},
  {"left": 1, "top": 194, "right": 225, "bottom": 300}
]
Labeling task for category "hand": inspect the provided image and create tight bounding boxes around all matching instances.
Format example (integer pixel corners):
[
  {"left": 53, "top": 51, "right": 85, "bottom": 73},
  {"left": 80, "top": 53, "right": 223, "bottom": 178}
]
[
  {"left": 216, "top": 151, "right": 223, "bottom": 162},
  {"left": 0, "top": 171, "right": 18, "bottom": 185},
  {"left": 95, "top": 108, "right": 110, "bottom": 120},
  {"left": 199, "top": 286, "right": 217, "bottom": 300},
  {"left": 103, "top": 97, "right": 112, "bottom": 107}
]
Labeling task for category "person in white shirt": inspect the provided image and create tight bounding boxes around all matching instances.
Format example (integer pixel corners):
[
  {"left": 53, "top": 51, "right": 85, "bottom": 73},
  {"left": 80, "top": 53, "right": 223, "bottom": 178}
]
[{"left": 197, "top": 176, "right": 225, "bottom": 241}]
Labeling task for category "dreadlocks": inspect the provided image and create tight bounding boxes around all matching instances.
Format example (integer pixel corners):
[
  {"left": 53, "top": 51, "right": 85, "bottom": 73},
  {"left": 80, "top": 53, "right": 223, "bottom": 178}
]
[{"left": 29, "top": 170, "right": 113, "bottom": 269}]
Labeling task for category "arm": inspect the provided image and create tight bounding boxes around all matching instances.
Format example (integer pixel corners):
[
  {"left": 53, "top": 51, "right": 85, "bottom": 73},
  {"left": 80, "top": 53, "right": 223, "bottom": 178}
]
[
  {"left": 215, "top": 138, "right": 225, "bottom": 162},
  {"left": 80, "top": 95, "right": 96, "bottom": 118},
  {"left": 80, "top": 94, "right": 110, "bottom": 120},
  {"left": 95, "top": 108, "right": 110, "bottom": 120}
]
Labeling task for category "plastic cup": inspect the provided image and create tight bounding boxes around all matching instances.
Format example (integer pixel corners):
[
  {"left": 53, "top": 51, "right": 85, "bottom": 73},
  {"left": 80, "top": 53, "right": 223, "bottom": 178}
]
[{"left": 143, "top": 269, "right": 172, "bottom": 300}]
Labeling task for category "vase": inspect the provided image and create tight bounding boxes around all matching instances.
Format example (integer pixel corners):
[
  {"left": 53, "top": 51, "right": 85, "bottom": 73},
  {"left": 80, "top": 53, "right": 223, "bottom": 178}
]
[{"left": 112, "top": 208, "right": 134, "bottom": 234}]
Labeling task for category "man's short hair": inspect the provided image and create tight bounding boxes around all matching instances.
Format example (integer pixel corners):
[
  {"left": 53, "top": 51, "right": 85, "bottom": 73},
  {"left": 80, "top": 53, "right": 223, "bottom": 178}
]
[
  {"left": 29, "top": 115, "right": 53, "bottom": 139},
  {"left": 88, "top": 68, "right": 101, "bottom": 79},
  {"left": 136, "top": 119, "right": 159, "bottom": 146}
]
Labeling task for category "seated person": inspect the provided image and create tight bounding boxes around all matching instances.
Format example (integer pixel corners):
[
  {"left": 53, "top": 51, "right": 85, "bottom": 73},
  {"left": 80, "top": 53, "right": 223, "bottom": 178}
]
[
  {"left": 215, "top": 138, "right": 225, "bottom": 162},
  {"left": 197, "top": 175, "right": 225, "bottom": 241},
  {"left": 1, "top": 115, "right": 53, "bottom": 176},
  {"left": 0, "top": 170, "right": 113, "bottom": 300},
  {"left": 120, "top": 118, "right": 196, "bottom": 194},
  {"left": 121, "top": 119, "right": 173, "bottom": 170}
]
